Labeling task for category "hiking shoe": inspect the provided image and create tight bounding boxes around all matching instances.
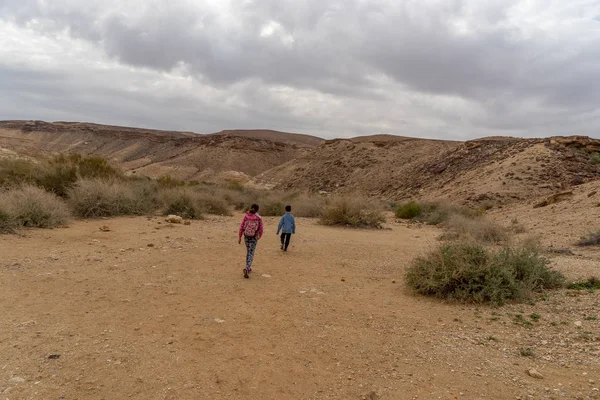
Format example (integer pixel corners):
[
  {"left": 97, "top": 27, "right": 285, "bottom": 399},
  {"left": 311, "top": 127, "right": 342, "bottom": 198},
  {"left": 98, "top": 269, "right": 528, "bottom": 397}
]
[
  {"left": 243, "top": 268, "right": 249, "bottom": 279},
  {"left": 247, "top": 267, "right": 252, "bottom": 273},
  {"left": 280, "top": 245, "right": 284, "bottom": 250}
]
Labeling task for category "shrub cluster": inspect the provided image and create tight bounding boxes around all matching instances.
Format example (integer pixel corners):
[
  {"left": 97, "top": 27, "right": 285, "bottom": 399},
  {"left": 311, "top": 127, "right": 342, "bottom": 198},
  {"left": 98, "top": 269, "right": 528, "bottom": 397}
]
[
  {"left": 320, "top": 197, "right": 385, "bottom": 228},
  {"left": 405, "top": 242, "right": 565, "bottom": 305}
]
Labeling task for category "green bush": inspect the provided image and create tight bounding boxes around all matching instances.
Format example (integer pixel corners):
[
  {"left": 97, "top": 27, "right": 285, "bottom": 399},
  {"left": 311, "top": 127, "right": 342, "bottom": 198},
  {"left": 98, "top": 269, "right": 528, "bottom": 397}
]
[
  {"left": 0, "top": 185, "right": 70, "bottom": 229},
  {"left": 320, "top": 197, "right": 385, "bottom": 228},
  {"left": 76, "top": 156, "right": 121, "bottom": 179},
  {"left": 405, "top": 243, "right": 565, "bottom": 305},
  {"left": 69, "top": 179, "right": 156, "bottom": 218},
  {"left": 395, "top": 201, "right": 422, "bottom": 219},
  {"left": 576, "top": 230, "right": 600, "bottom": 246},
  {"left": 590, "top": 152, "right": 600, "bottom": 165}
]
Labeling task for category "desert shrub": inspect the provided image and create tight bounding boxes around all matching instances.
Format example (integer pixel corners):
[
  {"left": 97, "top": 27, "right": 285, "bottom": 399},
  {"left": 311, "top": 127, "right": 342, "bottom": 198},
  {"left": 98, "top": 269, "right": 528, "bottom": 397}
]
[
  {"left": 290, "top": 194, "right": 325, "bottom": 218},
  {"left": 0, "top": 185, "right": 70, "bottom": 228},
  {"left": 590, "top": 152, "right": 600, "bottom": 165},
  {"left": 76, "top": 156, "right": 121, "bottom": 179},
  {"left": 195, "top": 193, "right": 231, "bottom": 215},
  {"left": 156, "top": 175, "right": 187, "bottom": 188},
  {"left": 0, "top": 158, "right": 39, "bottom": 187},
  {"left": 395, "top": 201, "right": 422, "bottom": 219},
  {"left": 260, "top": 200, "right": 286, "bottom": 216},
  {"left": 405, "top": 242, "right": 565, "bottom": 305},
  {"left": 396, "top": 200, "right": 480, "bottom": 225},
  {"left": 442, "top": 214, "right": 508, "bottom": 244},
  {"left": 37, "top": 160, "right": 78, "bottom": 197},
  {"left": 158, "top": 188, "right": 204, "bottom": 219},
  {"left": 0, "top": 203, "right": 15, "bottom": 233},
  {"left": 69, "top": 179, "right": 156, "bottom": 218},
  {"left": 576, "top": 230, "right": 600, "bottom": 246},
  {"left": 320, "top": 197, "right": 385, "bottom": 228}
]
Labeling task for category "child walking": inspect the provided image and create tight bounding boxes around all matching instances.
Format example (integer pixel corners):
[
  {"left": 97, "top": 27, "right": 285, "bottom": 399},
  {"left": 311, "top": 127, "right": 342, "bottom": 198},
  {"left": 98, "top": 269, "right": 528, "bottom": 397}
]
[
  {"left": 276, "top": 205, "right": 295, "bottom": 252},
  {"left": 238, "top": 204, "right": 263, "bottom": 279}
]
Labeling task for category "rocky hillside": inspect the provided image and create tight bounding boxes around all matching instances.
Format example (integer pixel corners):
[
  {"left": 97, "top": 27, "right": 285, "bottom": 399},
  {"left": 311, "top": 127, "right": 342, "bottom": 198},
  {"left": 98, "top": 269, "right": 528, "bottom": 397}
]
[
  {"left": 254, "top": 135, "right": 600, "bottom": 206},
  {"left": 1, "top": 120, "right": 599, "bottom": 206},
  {"left": 0, "top": 121, "right": 322, "bottom": 182}
]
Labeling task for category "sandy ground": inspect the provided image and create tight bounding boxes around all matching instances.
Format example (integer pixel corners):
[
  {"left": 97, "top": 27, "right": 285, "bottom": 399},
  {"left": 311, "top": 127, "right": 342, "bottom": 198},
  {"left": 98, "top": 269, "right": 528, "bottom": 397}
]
[{"left": 1, "top": 215, "right": 599, "bottom": 400}]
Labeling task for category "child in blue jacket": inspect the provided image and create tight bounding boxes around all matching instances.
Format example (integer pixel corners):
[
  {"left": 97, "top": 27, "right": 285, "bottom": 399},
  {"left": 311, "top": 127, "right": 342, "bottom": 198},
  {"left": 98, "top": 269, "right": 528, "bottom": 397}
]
[{"left": 276, "top": 205, "right": 295, "bottom": 252}]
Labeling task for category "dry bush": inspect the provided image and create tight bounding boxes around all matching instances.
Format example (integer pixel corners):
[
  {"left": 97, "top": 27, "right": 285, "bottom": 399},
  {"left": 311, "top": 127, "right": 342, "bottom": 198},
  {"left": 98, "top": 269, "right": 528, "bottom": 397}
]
[
  {"left": 159, "top": 190, "right": 203, "bottom": 219},
  {"left": 0, "top": 202, "right": 16, "bottom": 233},
  {"left": 320, "top": 197, "right": 385, "bottom": 228},
  {"left": 442, "top": 214, "right": 508, "bottom": 244},
  {"left": 289, "top": 194, "right": 325, "bottom": 218},
  {"left": 395, "top": 201, "right": 422, "bottom": 219},
  {"left": 69, "top": 179, "right": 156, "bottom": 218},
  {"left": 406, "top": 242, "right": 565, "bottom": 305},
  {"left": 0, "top": 185, "right": 70, "bottom": 229}
]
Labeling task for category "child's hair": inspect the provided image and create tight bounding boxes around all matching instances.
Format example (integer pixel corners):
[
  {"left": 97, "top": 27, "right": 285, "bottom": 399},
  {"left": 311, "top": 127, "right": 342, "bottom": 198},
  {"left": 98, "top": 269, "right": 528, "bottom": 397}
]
[
  {"left": 285, "top": 205, "right": 292, "bottom": 212},
  {"left": 249, "top": 204, "right": 260, "bottom": 214}
]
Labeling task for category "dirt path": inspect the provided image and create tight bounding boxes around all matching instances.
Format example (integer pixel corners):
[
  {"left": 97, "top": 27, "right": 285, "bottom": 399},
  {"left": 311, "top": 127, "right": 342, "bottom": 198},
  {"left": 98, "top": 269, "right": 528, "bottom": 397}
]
[{"left": 1, "top": 216, "right": 599, "bottom": 399}]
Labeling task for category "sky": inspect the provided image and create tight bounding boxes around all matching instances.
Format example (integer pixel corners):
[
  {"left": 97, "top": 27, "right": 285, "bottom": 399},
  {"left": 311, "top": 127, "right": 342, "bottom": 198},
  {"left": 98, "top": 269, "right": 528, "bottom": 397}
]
[{"left": 1, "top": 0, "right": 599, "bottom": 140}]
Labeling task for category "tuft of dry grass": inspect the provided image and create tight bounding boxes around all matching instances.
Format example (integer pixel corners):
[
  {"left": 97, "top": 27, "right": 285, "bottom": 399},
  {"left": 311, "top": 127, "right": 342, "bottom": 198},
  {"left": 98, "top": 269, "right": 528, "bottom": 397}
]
[{"left": 0, "top": 185, "right": 70, "bottom": 229}]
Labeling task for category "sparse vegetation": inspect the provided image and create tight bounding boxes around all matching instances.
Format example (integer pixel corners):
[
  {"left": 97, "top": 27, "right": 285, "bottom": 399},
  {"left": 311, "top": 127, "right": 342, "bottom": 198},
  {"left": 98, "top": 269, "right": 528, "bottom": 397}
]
[
  {"left": 69, "top": 179, "right": 156, "bottom": 218},
  {"left": 395, "top": 200, "right": 481, "bottom": 225},
  {"left": 519, "top": 347, "right": 535, "bottom": 357},
  {"left": 576, "top": 230, "right": 600, "bottom": 246},
  {"left": 441, "top": 214, "right": 508, "bottom": 244},
  {"left": 405, "top": 242, "right": 565, "bottom": 305},
  {"left": 320, "top": 197, "right": 385, "bottom": 228},
  {"left": 395, "top": 201, "right": 422, "bottom": 219},
  {"left": 567, "top": 277, "right": 600, "bottom": 291},
  {"left": 0, "top": 185, "right": 70, "bottom": 228},
  {"left": 590, "top": 152, "right": 600, "bottom": 165}
]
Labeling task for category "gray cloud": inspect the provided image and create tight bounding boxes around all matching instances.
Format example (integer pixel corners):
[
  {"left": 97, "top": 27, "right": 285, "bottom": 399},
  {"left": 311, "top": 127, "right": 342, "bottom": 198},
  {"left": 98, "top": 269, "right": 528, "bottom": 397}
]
[{"left": 1, "top": 0, "right": 599, "bottom": 139}]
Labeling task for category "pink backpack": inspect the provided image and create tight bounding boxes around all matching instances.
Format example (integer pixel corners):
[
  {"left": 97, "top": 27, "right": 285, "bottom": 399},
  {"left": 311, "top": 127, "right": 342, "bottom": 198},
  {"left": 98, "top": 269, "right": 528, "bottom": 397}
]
[{"left": 244, "top": 218, "right": 260, "bottom": 237}]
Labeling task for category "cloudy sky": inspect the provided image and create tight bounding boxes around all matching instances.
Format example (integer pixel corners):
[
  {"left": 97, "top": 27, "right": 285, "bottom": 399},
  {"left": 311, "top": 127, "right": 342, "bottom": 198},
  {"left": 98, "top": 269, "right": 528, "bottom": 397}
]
[{"left": 1, "top": 0, "right": 599, "bottom": 139}]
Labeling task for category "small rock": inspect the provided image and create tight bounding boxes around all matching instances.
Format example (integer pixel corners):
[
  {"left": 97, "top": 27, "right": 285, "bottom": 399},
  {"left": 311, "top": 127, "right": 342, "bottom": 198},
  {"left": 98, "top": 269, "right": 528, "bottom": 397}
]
[
  {"left": 299, "top": 291, "right": 306, "bottom": 294},
  {"left": 214, "top": 318, "right": 225, "bottom": 324},
  {"left": 184, "top": 221, "right": 191, "bottom": 226},
  {"left": 10, "top": 377, "right": 25, "bottom": 383},
  {"left": 99, "top": 226, "right": 111, "bottom": 232},
  {"left": 392, "top": 279, "right": 396, "bottom": 284},
  {"left": 48, "top": 354, "right": 61, "bottom": 359},
  {"left": 147, "top": 243, "right": 155, "bottom": 247},
  {"left": 261, "top": 274, "right": 272, "bottom": 278},
  {"left": 165, "top": 215, "right": 183, "bottom": 224},
  {"left": 341, "top": 278, "right": 346, "bottom": 282},
  {"left": 574, "top": 321, "right": 583, "bottom": 328},
  {"left": 527, "top": 368, "right": 544, "bottom": 379}
]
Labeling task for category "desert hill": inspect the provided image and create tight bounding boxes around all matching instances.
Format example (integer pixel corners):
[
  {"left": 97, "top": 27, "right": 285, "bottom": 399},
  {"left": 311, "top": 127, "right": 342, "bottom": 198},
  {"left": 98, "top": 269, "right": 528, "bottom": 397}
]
[
  {"left": 254, "top": 135, "right": 600, "bottom": 206},
  {"left": 1, "top": 120, "right": 599, "bottom": 206},
  {"left": 0, "top": 121, "right": 319, "bottom": 182}
]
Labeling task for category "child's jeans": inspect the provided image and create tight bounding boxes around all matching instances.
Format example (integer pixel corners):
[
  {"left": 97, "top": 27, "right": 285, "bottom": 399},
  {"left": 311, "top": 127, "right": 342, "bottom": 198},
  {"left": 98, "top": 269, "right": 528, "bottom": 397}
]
[{"left": 280, "top": 233, "right": 292, "bottom": 251}]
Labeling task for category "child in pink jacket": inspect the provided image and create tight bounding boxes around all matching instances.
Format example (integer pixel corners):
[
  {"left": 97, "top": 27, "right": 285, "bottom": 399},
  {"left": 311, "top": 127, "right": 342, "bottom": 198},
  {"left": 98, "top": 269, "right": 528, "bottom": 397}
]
[{"left": 238, "top": 204, "right": 264, "bottom": 279}]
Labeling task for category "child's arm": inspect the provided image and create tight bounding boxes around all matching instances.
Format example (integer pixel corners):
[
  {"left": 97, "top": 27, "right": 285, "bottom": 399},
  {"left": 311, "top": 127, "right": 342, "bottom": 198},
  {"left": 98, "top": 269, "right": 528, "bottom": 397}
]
[
  {"left": 292, "top": 216, "right": 296, "bottom": 234},
  {"left": 238, "top": 215, "right": 247, "bottom": 239},
  {"left": 258, "top": 217, "right": 264, "bottom": 239},
  {"left": 276, "top": 216, "right": 283, "bottom": 235}
]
